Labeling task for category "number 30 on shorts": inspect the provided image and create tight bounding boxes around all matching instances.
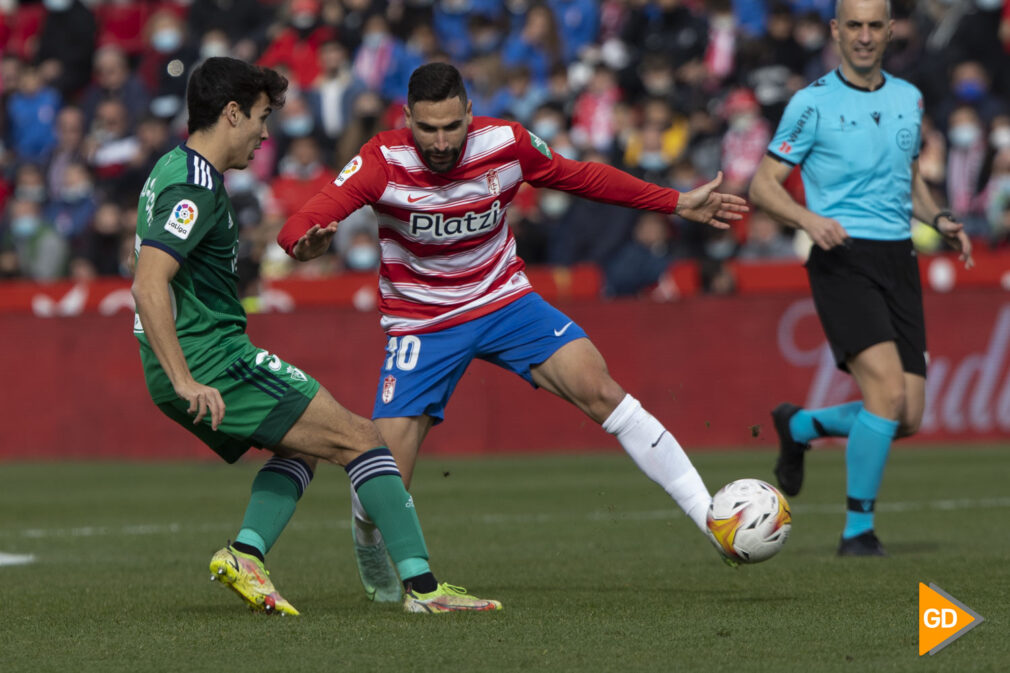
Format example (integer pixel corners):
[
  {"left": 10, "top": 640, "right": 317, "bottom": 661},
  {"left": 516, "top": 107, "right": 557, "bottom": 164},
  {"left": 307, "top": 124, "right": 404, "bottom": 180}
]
[{"left": 384, "top": 335, "right": 421, "bottom": 371}]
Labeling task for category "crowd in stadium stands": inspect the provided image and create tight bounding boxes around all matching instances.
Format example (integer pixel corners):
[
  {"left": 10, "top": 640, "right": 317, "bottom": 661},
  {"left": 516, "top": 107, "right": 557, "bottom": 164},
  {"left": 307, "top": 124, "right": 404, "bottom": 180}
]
[{"left": 1, "top": 0, "right": 1009, "bottom": 297}]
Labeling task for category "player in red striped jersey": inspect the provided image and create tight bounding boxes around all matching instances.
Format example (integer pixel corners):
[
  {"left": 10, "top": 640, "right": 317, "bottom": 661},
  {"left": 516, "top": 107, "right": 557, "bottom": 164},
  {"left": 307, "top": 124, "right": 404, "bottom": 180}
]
[{"left": 279, "top": 63, "right": 749, "bottom": 601}]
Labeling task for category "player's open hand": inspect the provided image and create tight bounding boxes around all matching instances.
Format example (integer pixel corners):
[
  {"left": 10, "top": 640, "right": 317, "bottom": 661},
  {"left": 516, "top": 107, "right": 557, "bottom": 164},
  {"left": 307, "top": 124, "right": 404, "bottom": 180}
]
[
  {"left": 674, "top": 171, "right": 749, "bottom": 228},
  {"left": 936, "top": 215, "right": 974, "bottom": 269},
  {"left": 174, "top": 379, "right": 226, "bottom": 430},
  {"left": 803, "top": 213, "right": 849, "bottom": 250},
  {"left": 293, "top": 222, "right": 339, "bottom": 261}
]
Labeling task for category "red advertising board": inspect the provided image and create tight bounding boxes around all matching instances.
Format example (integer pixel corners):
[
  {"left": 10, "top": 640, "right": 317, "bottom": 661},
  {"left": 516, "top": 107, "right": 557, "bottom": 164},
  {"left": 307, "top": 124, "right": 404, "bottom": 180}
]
[{"left": 1, "top": 287, "right": 1007, "bottom": 460}]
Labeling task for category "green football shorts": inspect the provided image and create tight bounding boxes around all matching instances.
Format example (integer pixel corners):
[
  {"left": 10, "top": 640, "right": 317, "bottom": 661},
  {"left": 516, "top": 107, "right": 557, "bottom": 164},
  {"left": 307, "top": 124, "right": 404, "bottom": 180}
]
[{"left": 156, "top": 342, "right": 320, "bottom": 463}]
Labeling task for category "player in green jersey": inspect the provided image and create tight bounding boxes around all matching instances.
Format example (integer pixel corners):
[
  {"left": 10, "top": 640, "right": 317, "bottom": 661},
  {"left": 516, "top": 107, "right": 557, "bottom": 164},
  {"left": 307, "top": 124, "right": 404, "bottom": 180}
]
[{"left": 131, "top": 57, "right": 500, "bottom": 615}]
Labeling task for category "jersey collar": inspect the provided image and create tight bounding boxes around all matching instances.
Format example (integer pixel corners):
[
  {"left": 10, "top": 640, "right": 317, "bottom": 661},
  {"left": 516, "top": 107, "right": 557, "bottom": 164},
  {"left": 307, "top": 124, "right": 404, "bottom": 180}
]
[
  {"left": 835, "top": 68, "right": 887, "bottom": 92},
  {"left": 179, "top": 143, "right": 225, "bottom": 184}
]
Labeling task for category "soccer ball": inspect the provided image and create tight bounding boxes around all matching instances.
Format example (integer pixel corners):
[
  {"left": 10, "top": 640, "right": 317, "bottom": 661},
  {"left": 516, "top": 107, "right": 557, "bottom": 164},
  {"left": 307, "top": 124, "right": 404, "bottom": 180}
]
[{"left": 707, "top": 478, "right": 791, "bottom": 564}]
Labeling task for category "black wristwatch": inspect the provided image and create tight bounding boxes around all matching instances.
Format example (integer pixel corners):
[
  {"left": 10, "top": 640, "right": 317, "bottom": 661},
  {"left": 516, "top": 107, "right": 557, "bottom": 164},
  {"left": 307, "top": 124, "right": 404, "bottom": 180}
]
[{"left": 931, "top": 210, "right": 956, "bottom": 229}]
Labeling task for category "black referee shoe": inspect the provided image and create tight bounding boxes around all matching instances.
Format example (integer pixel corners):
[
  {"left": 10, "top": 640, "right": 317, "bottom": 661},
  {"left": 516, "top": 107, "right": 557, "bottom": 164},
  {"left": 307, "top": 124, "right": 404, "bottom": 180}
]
[
  {"left": 837, "top": 530, "right": 888, "bottom": 557},
  {"left": 771, "top": 402, "right": 809, "bottom": 497}
]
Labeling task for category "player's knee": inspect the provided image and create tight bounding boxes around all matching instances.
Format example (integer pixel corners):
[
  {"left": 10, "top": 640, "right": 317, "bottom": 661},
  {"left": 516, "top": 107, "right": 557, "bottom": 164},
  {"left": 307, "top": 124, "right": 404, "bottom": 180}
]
[
  {"left": 897, "top": 408, "right": 923, "bottom": 438},
  {"left": 584, "top": 377, "right": 626, "bottom": 422}
]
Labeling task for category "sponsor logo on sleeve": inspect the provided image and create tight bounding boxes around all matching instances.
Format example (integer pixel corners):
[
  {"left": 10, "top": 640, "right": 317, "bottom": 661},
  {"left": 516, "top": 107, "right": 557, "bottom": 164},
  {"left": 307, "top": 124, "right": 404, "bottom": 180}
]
[
  {"left": 164, "top": 199, "right": 198, "bottom": 239},
  {"left": 335, "top": 155, "right": 363, "bottom": 186},
  {"left": 528, "top": 131, "right": 553, "bottom": 159}
]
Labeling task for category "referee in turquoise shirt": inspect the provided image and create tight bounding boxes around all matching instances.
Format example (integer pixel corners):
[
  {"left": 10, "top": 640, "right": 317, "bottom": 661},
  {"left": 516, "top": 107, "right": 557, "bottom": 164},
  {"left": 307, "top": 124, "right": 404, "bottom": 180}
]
[{"left": 749, "top": 0, "right": 973, "bottom": 556}]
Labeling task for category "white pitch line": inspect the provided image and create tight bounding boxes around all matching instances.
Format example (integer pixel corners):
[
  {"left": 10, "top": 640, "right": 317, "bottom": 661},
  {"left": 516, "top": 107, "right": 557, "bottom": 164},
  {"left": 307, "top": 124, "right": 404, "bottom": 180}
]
[
  {"left": 1, "top": 496, "right": 1009, "bottom": 541},
  {"left": 0, "top": 552, "right": 36, "bottom": 566}
]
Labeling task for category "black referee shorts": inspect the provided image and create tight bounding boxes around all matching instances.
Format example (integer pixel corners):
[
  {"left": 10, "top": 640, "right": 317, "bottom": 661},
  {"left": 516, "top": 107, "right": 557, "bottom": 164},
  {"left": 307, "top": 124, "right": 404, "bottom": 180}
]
[{"left": 805, "top": 237, "right": 927, "bottom": 376}]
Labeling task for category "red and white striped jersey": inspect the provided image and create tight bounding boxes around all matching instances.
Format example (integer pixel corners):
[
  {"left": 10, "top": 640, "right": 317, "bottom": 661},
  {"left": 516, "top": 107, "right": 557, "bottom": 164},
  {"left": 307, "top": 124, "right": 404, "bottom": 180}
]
[{"left": 279, "top": 116, "right": 681, "bottom": 335}]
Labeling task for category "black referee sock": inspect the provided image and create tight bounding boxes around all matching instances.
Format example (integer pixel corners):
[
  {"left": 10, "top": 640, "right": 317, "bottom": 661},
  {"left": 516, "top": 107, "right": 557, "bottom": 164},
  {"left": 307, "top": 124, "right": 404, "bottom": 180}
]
[
  {"left": 403, "top": 572, "right": 437, "bottom": 594},
  {"left": 232, "top": 541, "right": 265, "bottom": 563}
]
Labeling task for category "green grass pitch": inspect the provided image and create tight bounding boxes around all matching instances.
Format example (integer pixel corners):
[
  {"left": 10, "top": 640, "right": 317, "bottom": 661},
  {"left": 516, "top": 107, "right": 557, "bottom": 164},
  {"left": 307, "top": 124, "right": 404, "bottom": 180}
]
[{"left": 1, "top": 446, "right": 1007, "bottom": 673}]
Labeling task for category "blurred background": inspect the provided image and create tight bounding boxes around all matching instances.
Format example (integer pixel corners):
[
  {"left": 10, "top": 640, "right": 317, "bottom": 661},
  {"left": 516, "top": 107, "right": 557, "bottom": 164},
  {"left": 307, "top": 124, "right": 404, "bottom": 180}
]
[
  {"left": 1, "top": 0, "right": 1008, "bottom": 457},
  {"left": 0, "top": 0, "right": 1007, "bottom": 293}
]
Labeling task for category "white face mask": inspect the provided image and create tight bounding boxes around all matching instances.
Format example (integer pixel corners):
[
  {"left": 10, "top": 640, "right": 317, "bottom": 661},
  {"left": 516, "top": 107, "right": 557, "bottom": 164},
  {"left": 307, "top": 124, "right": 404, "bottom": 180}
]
[
  {"left": 151, "top": 28, "right": 183, "bottom": 54},
  {"left": 345, "top": 244, "right": 379, "bottom": 270},
  {"left": 991, "top": 127, "right": 1010, "bottom": 150},
  {"left": 43, "top": 0, "right": 73, "bottom": 11},
  {"left": 949, "top": 124, "right": 981, "bottom": 148}
]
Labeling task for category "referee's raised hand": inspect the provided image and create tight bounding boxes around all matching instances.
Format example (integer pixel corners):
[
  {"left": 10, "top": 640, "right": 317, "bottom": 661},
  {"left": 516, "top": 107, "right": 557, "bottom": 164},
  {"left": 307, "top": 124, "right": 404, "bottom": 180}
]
[{"left": 674, "top": 171, "right": 749, "bottom": 229}]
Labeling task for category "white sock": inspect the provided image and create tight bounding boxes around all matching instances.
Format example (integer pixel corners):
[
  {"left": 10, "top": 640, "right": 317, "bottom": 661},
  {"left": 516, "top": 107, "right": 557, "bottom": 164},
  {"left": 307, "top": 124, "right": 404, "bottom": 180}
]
[
  {"left": 603, "top": 394, "right": 712, "bottom": 532},
  {"left": 349, "top": 484, "right": 384, "bottom": 546}
]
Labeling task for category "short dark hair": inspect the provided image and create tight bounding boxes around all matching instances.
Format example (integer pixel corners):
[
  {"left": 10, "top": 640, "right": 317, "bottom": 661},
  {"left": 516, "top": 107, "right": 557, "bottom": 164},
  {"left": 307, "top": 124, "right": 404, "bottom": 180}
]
[
  {"left": 186, "top": 57, "right": 287, "bottom": 134},
  {"left": 407, "top": 62, "right": 468, "bottom": 109}
]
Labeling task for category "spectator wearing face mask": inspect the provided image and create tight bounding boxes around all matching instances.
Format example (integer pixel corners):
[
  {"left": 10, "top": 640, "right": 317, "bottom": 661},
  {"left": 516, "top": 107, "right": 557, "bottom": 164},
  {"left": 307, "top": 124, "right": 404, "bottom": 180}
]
[
  {"left": 307, "top": 40, "right": 367, "bottom": 143},
  {"left": 570, "top": 63, "right": 621, "bottom": 153},
  {"left": 12, "top": 163, "right": 48, "bottom": 208},
  {"left": 946, "top": 104, "right": 989, "bottom": 237},
  {"left": 1, "top": 196, "right": 67, "bottom": 280},
  {"left": 719, "top": 87, "right": 771, "bottom": 196},
  {"left": 45, "top": 106, "right": 86, "bottom": 200},
  {"left": 341, "top": 228, "right": 380, "bottom": 273},
  {"left": 269, "top": 137, "right": 338, "bottom": 220},
  {"left": 137, "top": 10, "right": 200, "bottom": 122},
  {"left": 982, "top": 117, "right": 1010, "bottom": 243},
  {"left": 44, "top": 160, "right": 96, "bottom": 249},
  {"left": 503, "top": 66, "right": 547, "bottom": 127},
  {"left": 432, "top": 0, "right": 503, "bottom": 63},
  {"left": 35, "top": 0, "right": 97, "bottom": 99},
  {"left": 259, "top": 0, "right": 337, "bottom": 90},
  {"left": 937, "top": 60, "right": 1006, "bottom": 134},
  {"left": 186, "top": 0, "right": 274, "bottom": 63},
  {"left": 352, "top": 14, "right": 409, "bottom": 98}
]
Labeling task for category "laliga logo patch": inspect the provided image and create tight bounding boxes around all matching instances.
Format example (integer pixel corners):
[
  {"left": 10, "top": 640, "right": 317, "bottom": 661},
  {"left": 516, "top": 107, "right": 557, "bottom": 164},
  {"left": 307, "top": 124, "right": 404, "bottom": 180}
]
[
  {"left": 335, "top": 155, "right": 363, "bottom": 186},
  {"left": 164, "top": 199, "right": 198, "bottom": 239}
]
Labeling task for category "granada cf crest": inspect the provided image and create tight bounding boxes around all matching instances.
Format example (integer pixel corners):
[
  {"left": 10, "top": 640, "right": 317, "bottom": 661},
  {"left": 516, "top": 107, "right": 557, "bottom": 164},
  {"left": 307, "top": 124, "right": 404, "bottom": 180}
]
[
  {"left": 382, "top": 375, "right": 397, "bottom": 403},
  {"left": 486, "top": 168, "right": 500, "bottom": 196}
]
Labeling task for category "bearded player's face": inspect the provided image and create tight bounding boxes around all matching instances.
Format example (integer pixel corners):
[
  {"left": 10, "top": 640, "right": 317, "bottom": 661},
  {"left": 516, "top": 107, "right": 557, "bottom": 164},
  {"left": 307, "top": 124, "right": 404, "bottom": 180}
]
[{"left": 405, "top": 97, "right": 472, "bottom": 174}]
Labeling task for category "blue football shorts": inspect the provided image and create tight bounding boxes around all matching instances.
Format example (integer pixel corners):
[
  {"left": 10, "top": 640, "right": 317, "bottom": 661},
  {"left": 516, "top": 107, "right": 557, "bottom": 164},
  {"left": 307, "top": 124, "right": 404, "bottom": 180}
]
[{"left": 371, "top": 292, "right": 588, "bottom": 424}]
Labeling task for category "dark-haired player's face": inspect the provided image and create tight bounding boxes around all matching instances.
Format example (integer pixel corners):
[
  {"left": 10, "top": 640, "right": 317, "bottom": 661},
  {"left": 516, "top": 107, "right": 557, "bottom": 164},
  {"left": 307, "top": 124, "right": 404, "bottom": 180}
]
[
  {"left": 405, "top": 97, "right": 472, "bottom": 173},
  {"left": 831, "top": 0, "right": 892, "bottom": 76},
  {"left": 234, "top": 92, "right": 272, "bottom": 169}
]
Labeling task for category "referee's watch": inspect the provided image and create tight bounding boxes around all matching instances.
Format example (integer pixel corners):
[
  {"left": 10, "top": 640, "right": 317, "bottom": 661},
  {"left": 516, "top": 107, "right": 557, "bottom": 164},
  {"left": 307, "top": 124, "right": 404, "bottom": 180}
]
[{"left": 931, "top": 210, "right": 956, "bottom": 229}]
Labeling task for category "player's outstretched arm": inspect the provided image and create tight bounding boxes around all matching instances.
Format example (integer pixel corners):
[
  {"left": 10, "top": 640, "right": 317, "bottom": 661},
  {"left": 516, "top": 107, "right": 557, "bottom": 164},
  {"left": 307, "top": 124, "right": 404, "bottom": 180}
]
[
  {"left": 132, "top": 246, "right": 226, "bottom": 429},
  {"left": 674, "top": 171, "right": 748, "bottom": 228},
  {"left": 291, "top": 222, "right": 339, "bottom": 261}
]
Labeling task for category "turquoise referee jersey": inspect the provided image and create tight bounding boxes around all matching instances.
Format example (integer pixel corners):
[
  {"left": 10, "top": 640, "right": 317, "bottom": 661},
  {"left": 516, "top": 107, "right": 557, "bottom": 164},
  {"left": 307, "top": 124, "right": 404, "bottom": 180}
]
[{"left": 767, "top": 69, "right": 923, "bottom": 240}]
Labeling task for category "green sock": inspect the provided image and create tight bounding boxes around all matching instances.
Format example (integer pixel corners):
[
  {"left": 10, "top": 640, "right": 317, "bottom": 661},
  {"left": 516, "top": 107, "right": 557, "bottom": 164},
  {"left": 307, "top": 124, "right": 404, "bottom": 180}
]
[
  {"left": 235, "top": 457, "right": 313, "bottom": 556},
  {"left": 345, "top": 448, "right": 431, "bottom": 579}
]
